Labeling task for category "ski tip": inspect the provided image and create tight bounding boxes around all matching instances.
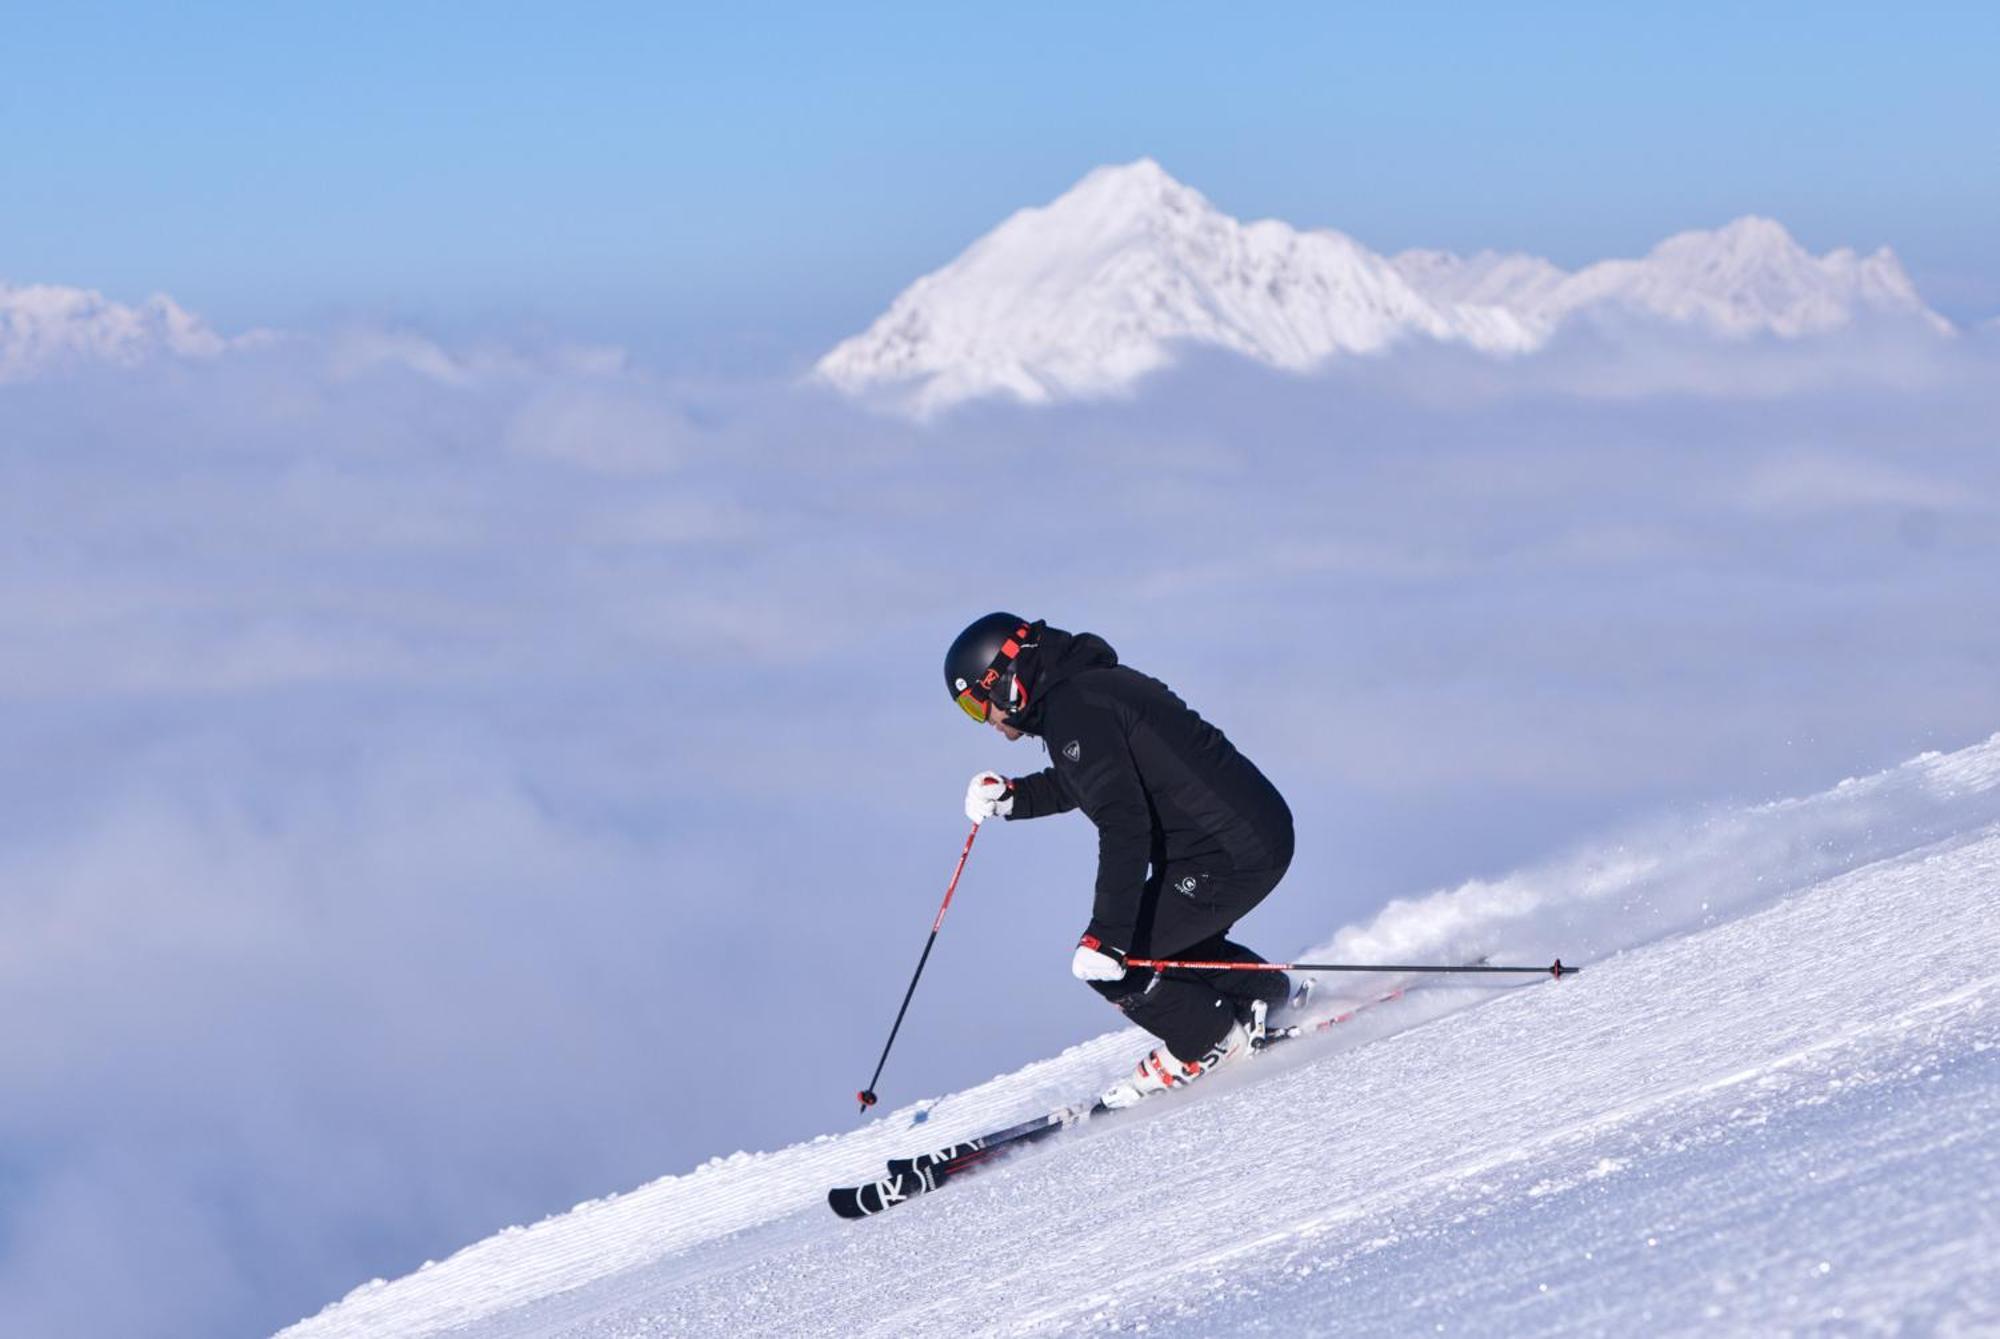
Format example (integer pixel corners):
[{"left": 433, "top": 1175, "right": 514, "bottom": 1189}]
[{"left": 828, "top": 1171, "right": 925, "bottom": 1219}]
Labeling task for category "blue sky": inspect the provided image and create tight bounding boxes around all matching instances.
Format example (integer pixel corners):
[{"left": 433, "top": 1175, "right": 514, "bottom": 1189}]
[{"left": 5, "top": 1, "right": 1998, "bottom": 350}]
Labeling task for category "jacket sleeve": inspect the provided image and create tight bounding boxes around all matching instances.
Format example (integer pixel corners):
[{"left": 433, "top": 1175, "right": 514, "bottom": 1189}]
[
  {"left": 1005, "top": 768, "right": 1076, "bottom": 820},
  {"left": 1061, "top": 701, "right": 1153, "bottom": 953}
]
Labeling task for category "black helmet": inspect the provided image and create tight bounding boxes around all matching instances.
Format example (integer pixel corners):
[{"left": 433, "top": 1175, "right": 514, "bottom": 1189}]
[{"left": 944, "top": 613, "right": 1043, "bottom": 722}]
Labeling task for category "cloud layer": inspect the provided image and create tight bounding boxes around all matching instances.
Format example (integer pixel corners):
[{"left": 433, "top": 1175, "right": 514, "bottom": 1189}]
[{"left": 3, "top": 317, "right": 1998, "bottom": 1337}]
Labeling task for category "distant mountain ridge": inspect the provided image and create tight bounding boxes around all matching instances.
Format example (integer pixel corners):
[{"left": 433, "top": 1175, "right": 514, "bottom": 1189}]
[
  {"left": 816, "top": 159, "right": 1951, "bottom": 415},
  {"left": 0, "top": 279, "right": 246, "bottom": 381},
  {"left": 1396, "top": 214, "right": 1947, "bottom": 339}
]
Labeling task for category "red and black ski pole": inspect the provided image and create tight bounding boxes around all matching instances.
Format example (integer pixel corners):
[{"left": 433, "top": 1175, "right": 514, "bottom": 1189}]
[
  {"left": 856, "top": 822, "right": 982, "bottom": 1114},
  {"left": 1125, "top": 956, "right": 1578, "bottom": 978}
]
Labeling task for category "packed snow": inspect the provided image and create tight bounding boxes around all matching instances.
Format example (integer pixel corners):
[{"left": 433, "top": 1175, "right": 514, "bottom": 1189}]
[
  {"left": 815, "top": 159, "right": 1950, "bottom": 415},
  {"left": 282, "top": 732, "right": 2000, "bottom": 1337}
]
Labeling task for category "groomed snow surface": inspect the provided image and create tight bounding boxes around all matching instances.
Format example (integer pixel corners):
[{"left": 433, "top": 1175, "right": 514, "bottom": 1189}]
[{"left": 283, "top": 736, "right": 2000, "bottom": 1337}]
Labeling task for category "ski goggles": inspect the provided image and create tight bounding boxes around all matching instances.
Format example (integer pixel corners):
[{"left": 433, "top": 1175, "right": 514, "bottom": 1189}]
[{"left": 955, "top": 674, "right": 1001, "bottom": 723}]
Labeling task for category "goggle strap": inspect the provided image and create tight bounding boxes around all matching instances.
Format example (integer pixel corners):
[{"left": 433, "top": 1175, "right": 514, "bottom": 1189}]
[{"left": 959, "top": 619, "right": 1043, "bottom": 720}]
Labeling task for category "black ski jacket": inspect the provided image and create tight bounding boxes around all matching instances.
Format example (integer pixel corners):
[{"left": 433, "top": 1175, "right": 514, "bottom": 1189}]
[{"left": 1004, "top": 626, "right": 1293, "bottom": 951}]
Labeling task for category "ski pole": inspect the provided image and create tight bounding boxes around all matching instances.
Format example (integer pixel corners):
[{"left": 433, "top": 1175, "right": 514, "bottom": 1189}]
[
  {"left": 856, "top": 822, "right": 982, "bottom": 1114},
  {"left": 1125, "top": 956, "right": 1578, "bottom": 979}
]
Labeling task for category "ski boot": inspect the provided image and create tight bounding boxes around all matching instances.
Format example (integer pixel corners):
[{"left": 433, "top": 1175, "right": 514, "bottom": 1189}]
[{"left": 1101, "top": 1018, "right": 1252, "bottom": 1110}]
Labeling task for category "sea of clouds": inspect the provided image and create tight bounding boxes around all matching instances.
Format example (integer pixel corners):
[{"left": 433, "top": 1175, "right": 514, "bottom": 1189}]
[{"left": 2, "top": 319, "right": 1997, "bottom": 1337}]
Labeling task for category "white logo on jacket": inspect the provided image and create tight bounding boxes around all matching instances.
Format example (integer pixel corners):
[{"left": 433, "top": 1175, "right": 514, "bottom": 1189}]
[{"left": 1062, "top": 739, "right": 1081, "bottom": 762}]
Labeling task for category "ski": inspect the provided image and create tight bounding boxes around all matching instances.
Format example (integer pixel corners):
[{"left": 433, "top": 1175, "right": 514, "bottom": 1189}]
[
  {"left": 827, "top": 1101, "right": 1105, "bottom": 1218},
  {"left": 1258, "top": 985, "right": 1404, "bottom": 1047},
  {"left": 825, "top": 986, "right": 1408, "bottom": 1219}
]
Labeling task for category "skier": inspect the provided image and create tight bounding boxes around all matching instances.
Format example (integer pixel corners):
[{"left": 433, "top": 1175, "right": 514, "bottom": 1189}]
[{"left": 945, "top": 613, "right": 1297, "bottom": 1108}]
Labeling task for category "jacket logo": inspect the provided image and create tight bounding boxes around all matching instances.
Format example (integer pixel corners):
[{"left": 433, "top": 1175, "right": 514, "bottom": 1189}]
[
  {"left": 1175, "top": 875, "right": 1199, "bottom": 896},
  {"left": 1062, "top": 739, "right": 1081, "bottom": 762}
]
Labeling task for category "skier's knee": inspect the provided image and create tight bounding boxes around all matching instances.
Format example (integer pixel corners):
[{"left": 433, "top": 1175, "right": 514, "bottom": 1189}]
[{"left": 1117, "top": 977, "right": 1238, "bottom": 1060}]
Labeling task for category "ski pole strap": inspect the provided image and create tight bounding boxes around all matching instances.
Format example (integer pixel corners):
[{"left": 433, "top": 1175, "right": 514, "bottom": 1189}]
[{"left": 1124, "top": 957, "right": 1577, "bottom": 979}]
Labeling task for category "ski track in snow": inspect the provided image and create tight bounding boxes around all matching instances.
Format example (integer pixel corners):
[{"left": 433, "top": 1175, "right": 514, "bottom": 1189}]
[{"left": 281, "top": 736, "right": 2000, "bottom": 1338}]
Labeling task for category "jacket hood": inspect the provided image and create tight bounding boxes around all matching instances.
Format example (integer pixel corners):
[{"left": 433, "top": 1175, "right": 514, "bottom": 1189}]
[{"left": 1011, "top": 626, "right": 1117, "bottom": 736}]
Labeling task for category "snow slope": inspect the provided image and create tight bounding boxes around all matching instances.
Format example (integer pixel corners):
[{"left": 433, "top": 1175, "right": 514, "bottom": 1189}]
[
  {"left": 282, "top": 735, "right": 2000, "bottom": 1336},
  {"left": 816, "top": 160, "right": 1949, "bottom": 415}
]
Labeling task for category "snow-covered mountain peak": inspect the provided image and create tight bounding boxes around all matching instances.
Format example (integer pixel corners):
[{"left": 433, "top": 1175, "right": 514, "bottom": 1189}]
[
  {"left": 1544, "top": 216, "right": 1948, "bottom": 338},
  {"left": 814, "top": 160, "right": 1529, "bottom": 417},
  {"left": 1682, "top": 213, "right": 1794, "bottom": 253},
  {"left": 945, "top": 157, "right": 1232, "bottom": 288},
  {"left": 1052, "top": 156, "right": 1209, "bottom": 229},
  {"left": 818, "top": 166, "right": 1952, "bottom": 415},
  {"left": 1641, "top": 216, "right": 1828, "bottom": 291}
]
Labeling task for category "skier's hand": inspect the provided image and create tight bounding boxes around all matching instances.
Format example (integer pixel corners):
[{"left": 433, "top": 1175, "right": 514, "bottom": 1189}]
[
  {"left": 1071, "top": 934, "right": 1126, "bottom": 982},
  {"left": 964, "top": 771, "right": 1014, "bottom": 824}
]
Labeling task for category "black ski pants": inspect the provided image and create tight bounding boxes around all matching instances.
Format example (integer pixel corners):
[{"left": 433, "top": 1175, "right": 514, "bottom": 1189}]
[{"left": 1088, "top": 856, "right": 1292, "bottom": 1061}]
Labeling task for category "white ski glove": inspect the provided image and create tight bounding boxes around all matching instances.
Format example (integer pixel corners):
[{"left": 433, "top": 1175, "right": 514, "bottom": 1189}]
[
  {"left": 1070, "top": 934, "right": 1127, "bottom": 982},
  {"left": 964, "top": 771, "right": 1014, "bottom": 824}
]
